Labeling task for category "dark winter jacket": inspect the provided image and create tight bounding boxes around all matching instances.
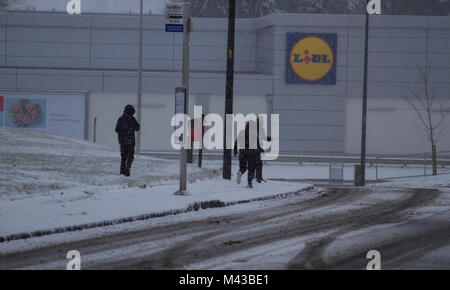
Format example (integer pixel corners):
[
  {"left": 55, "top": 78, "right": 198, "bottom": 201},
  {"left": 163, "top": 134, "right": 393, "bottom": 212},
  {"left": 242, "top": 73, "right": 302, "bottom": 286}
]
[
  {"left": 115, "top": 108, "right": 140, "bottom": 145},
  {"left": 233, "top": 122, "right": 258, "bottom": 155},
  {"left": 233, "top": 120, "right": 269, "bottom": 155}
]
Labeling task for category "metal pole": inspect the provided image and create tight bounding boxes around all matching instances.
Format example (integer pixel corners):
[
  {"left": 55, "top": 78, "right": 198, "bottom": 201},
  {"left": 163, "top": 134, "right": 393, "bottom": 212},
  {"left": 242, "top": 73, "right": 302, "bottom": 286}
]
[
  {"left": 432, "top": 144, "right": 437, "bottom": 175},
  {"left": 424, "top": 153, "right": 427, "bottom": 176},
  {"left": 93, "top": 117, "right": 97, "bottom": 143},
  {"left": 223, "top": 0, "right": 236, "bottom": 180},
  {"left": 329, "top": 161, "right": 332, "bottom": 184},
  {"left": 359, "top": 2, "right": 370, "bottom": 186},
  {"left": 179, "top": 3, "right": 191, "bottom": 191},
  {"left": 375, "top": 157, "right": 378, "bottom": 182},
  {"left": 198, "top": 114, "right": 205, "bottom": 168},
  {"left": 136, "top": 0, "right": 143, "bottom": 154}
]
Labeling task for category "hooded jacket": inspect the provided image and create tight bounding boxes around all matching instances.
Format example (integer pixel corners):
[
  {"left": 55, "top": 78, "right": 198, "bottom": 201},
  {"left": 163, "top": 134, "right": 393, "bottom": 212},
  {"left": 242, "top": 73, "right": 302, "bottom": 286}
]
[
  {"left": 233, "top": 120, "right": 266, "bottom": 156},
  {"left": 115, "top": 105, "right": 140, "bottom": 145}
]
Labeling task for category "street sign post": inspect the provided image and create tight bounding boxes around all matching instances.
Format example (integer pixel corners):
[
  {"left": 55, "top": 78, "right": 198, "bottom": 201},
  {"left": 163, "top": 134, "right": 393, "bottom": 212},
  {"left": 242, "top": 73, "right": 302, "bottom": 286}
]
[
  {"left": 165, "top": 3, "right": 184, "bottom": 32},
  {"left": 223, "top": 0, "right": 236, "bottom": 180},
  {"left": 174, "top": 87, "right": 187, "bottom": 145},
  {"left": 136, "top": 0, "right": 144, "bottom": 154},
  {"left": 166, "top": 3, "right": 191, "bottom": 193}
]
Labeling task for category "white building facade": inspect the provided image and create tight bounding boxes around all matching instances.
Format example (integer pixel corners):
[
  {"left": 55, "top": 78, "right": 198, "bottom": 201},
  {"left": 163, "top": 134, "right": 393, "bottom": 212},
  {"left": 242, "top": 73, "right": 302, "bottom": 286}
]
[{"left": 0, "top": 11, "right": 449, "bottom": 156}]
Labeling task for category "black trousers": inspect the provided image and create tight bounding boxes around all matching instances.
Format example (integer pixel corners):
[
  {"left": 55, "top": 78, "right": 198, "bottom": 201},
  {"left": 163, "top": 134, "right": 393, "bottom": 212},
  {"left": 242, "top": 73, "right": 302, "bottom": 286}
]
[
  {"left": 120, "top": 144, "right": 135, "bottom": 173},
  {"left": 239, "top": 149, "right": 258, "bottom": 184},
  {"left": 256, "top": 152, "right": 263, "bottom": 181}
]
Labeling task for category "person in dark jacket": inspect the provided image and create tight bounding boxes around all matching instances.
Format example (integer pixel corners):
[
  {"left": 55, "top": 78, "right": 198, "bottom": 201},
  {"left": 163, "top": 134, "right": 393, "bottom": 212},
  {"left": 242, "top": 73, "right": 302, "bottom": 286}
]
[
  {"left": 255, "top": 119, "right": 271, "bottom": 183},
  {"left": 115, "top": 104, "right": 140, "bottom": 177},
  {"left": 234, "top": 121, "right": 259, "bottom": 188}
]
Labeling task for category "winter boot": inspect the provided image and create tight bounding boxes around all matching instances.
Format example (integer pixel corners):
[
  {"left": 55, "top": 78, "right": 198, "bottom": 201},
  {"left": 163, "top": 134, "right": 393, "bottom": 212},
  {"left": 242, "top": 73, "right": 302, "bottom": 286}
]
[
  {"left": 246, "top": 182, "right": 253, "bottom": 189},
  {"left": 236, "top": 171, "right": 242, "bottom": 184},
  {"left": 120, "top": 160, "right": 126, "bottom": 175}
]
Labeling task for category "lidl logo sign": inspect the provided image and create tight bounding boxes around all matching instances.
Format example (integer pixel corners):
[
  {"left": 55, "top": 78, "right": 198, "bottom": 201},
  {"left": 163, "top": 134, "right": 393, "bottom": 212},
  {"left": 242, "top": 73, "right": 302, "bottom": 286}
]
[{"left": 286, "top": 33, "right": 337, "bottom": 84}]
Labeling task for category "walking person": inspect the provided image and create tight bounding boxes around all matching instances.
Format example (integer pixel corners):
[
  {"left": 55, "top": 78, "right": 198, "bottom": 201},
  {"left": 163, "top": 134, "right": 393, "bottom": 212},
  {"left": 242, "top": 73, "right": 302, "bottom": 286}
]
[
  {"left": 255, "top": 148, "right": 264, "bottom": 183},
  {"left": 255, "top": 141, "right": 270, "bottom": 183},
  {"left": 115, "top": 104, "right": 140, "bottom": 177},
  {"left": 234, "top": 121, "right": 259, "bottom": 188},
  {"left": 255, "top": 119, "right": 271, "bottom": 183}
]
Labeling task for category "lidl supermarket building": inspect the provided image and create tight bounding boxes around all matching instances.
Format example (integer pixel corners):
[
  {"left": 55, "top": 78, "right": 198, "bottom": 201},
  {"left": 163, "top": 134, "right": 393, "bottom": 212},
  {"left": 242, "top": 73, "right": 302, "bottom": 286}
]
[{"left": 0, "top": 11, "right": 449, "bottom": 155}]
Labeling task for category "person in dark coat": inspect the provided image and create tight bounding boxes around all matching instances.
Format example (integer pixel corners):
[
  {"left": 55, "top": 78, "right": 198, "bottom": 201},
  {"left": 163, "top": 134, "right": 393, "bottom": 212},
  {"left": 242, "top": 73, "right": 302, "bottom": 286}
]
[
  {"left": 234, "top": 121, "right": 259, "bottom": 188},
  {"left": 115, "top": 104, "right": 140, "bottom": 177},
  {"left": 255, "top": 119, "right": 271, "bottom": 183}
]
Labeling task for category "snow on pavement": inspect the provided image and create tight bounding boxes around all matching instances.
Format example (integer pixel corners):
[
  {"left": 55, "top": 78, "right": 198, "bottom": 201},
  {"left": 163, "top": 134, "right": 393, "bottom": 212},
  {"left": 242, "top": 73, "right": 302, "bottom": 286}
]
[
  {"left": 202, "top": 160, "right": 450, "bottom": 182},
  {"left": 0, "top": 128, "right": 218, "bottom": 200},
  {"left": 0, "top": 128, "right": 311, "bottom": 240},
  {"left": 0, "top": 191, "right": 321, "bottom": 255},
  {"left": 0, "top": 178, "right": 311, "bottom": 238},
  {"left": 370, "top": 173, "right": 450, "bottom": 188}
]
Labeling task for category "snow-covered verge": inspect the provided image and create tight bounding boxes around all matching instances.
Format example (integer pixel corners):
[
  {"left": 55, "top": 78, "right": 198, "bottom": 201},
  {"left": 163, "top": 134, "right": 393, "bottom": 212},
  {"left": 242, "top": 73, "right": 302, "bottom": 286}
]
[
  {"left": 0, "top": 128, "right": 312, "bottom": 241},
  {"left": 0, "top": 178, "right": 312, "bottom": 241},
  {"left": 0, "top": 128, "right": 217, "bottom": 200},
  {"left": 370, "top": 173, "right": 450, "bottom": 188},
  {"left": 0, "top": 191, "right": 321, "bottom": 256},
  {"left": 202, "top": 160, "right": 450, "bottom": 182}
]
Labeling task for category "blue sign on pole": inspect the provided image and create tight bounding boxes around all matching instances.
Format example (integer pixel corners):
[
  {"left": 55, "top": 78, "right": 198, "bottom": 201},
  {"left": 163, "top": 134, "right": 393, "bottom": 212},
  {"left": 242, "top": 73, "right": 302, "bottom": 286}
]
[
  {"left": 166, "top": 24, "right": 184, "bottom": 32},
  {"left": 175, "top": 87, "right": 186, "bottom": 115},
  {"left": 174, "top": 87, "right": 187, "bottom": 144}
]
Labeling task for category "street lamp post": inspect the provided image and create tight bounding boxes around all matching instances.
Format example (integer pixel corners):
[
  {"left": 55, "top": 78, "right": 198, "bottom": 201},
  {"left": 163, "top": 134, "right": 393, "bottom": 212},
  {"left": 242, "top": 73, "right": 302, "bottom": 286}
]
[
  {"left": 223, "top": 0, "right": 236, "bottom": 180},
  {"left": 179, "top": 2, "right": 191, "bottom": 192},
  {"left": 359, "top": 0, "right": 370, "bottom": 186},
  {"left": 136, "top": 0, "right": 143, "bottom": 154}
]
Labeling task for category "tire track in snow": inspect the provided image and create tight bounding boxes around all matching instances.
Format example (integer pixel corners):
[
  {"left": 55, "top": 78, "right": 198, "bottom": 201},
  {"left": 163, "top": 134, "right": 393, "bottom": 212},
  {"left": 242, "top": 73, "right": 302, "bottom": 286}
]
[
  {"left": 0, "top": 187, "right": 444, "bottom": 269},
  {"left": 94, "top": 188, "right": 439, "bottom": 269},
  {"left": 286, "top": 188, "right": 443, "bottom": 269}
]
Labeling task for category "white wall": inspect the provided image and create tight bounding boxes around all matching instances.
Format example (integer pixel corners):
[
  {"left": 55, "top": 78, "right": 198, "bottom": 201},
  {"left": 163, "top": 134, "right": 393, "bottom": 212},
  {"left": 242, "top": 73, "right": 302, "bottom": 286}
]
[
  {"left": 88, "top": 92, "right": 174, "bottom": 152},
  {"left": 89, "top": 91, "right": 450, "bottom": 155},
  {"left": 345, "top": 97, "right": 450, "bottom": 155},
  {"left": 88, "top": 92, "right": 269, "bottom": 152},
  {"left": 88, "top": 92, "right": 136, "bottom": 151}
]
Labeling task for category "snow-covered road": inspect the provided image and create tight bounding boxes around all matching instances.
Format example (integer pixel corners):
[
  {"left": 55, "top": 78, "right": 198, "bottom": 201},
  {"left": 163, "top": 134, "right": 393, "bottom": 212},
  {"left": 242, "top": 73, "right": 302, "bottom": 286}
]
[
  {"left": 1, "top": 186, "right": 449, "bottom": 270},
  {"left": 1, "top": 128, "right": 449, "bottom": 269}
]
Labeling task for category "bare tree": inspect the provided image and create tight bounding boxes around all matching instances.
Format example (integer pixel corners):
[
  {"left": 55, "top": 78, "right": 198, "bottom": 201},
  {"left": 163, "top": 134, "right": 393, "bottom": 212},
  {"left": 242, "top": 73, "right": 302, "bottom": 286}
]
[
  {"left": 405, "top": 61, "right": 449, "bottom": 175},
  {"left": 384, "top": 0, "right": 450, "bottom": 16}
]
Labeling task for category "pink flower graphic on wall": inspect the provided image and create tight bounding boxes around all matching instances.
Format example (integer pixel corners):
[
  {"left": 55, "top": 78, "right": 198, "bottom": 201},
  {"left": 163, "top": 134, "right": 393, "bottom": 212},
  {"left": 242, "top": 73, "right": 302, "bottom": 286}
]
[{"left": 9, "top": 99, "right": 42, "bottom": 127}]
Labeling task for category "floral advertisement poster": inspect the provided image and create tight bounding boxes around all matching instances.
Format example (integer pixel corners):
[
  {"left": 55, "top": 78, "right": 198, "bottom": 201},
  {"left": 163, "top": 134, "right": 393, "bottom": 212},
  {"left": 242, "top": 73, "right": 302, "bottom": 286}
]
[
  {"left": 6, "top": 98, "right": 47, "bottom": 128},
  {"left": 1, "top": 92, "right": 86, "bottom": 140}
]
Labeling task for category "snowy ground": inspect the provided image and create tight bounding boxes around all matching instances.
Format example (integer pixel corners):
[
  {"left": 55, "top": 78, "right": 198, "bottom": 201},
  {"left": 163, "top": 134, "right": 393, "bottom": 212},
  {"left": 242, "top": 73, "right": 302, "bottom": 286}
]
[
  {"left": 202, "top": 160, "right": 450, "bottom": 182},
  {"left": 0, "top": 186, "right": 448, "bottom": 270},
  {"left": 371, "top": 173, "right": 450, "bottom": 188},
  {"left": 0, "top": 178, "right": 311, "bottom": 239},
  {"left": 0, "top": 128, "right": 311, "bottom": 240},
  {"left": 0, "top": 128, "right": 217, "bottom": 200},
  {"left": 1, "top": 128, "right": 449, "bottom": 269}
]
